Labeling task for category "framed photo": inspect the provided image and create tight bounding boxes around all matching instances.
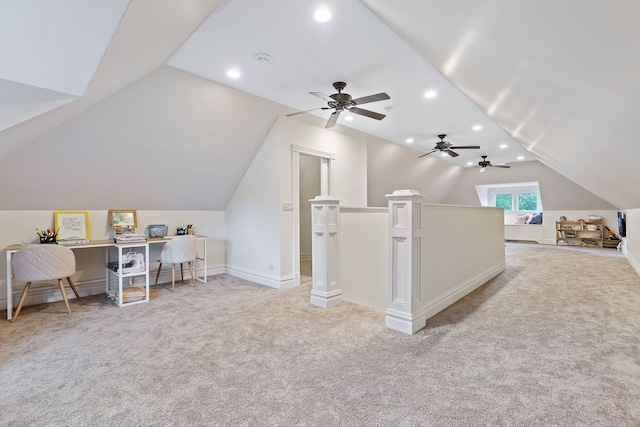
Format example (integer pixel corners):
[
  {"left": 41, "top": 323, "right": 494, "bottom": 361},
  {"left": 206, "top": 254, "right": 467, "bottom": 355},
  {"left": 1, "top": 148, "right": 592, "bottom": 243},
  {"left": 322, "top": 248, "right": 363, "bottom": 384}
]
[
  {"left": 54, "top": 211, "right": 90, "bottom": 241},
  {"left": 108, "top": 210, "right": 137, "bottom": 229}
]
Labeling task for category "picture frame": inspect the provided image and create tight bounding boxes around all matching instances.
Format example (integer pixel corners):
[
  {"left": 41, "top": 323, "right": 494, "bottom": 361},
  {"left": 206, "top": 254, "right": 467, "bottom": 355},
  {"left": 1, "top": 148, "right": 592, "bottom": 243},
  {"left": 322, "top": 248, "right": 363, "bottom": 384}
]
[
  {"left": 54, "top": 211, "right": 90, "bottom": 241},
  {"left": 108, "top": 210, "right": 137, "bottom": 229}
]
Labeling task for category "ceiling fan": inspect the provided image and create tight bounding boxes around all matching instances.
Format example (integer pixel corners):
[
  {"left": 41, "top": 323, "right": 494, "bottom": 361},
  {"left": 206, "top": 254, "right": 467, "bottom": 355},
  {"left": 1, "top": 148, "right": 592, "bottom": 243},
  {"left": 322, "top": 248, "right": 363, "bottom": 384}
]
[
  {"left": 417, "top": 134, "right": 480, "bottom": 158},
  {"left": 286, "top": 81, "right": 390, "bottom": 128},
  {"left": 477, "top": 155, "right": 511, "bottom": 173}
]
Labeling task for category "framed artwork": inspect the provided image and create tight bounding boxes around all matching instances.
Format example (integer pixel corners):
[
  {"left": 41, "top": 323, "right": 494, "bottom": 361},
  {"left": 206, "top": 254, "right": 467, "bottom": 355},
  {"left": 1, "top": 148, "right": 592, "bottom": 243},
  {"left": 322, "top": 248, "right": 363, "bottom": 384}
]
[
  {"left": 54, "top": 211, "right": 90, "bottom": 241},
  {"left": 108, "top": 210, "right": 137, "bottom": 229}
]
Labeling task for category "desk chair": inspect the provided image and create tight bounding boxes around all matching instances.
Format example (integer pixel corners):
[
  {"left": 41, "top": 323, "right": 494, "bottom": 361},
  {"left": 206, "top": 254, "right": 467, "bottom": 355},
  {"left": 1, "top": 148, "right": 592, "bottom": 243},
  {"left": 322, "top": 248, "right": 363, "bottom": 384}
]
[
  {"left": 11, "top": 245, "right": 80, "bottom": 322},
  {"left": 154, "top": 235, "right": 197, "bottom": 292}
]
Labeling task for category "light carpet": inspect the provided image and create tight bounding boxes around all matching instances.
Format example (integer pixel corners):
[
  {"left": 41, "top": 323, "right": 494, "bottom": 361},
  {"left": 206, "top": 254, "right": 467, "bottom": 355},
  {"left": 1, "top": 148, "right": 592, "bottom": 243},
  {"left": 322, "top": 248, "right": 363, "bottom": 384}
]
[{"left": 1, "top": 243, "right": 640, "bottom": 426}]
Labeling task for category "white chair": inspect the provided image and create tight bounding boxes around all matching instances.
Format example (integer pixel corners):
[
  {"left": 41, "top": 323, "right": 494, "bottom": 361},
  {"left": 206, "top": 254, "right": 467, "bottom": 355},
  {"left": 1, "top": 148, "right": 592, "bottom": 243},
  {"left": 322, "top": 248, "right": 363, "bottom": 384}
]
[
  {"left": 11, "top": 245, "right": 80, "bottom": 322},
  {"left": 154, "top": 235, "right": 198, "bottom": 292}
]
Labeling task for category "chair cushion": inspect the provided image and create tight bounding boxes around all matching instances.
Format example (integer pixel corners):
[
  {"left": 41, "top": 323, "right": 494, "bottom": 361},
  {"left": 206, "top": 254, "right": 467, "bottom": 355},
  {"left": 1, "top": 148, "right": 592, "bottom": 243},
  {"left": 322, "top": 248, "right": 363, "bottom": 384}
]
[
  {"left": 160, "top": 235, "right": 197, "bottom": 264},
  {"left": 13, "top": 245, "right": 76, "bottom": 282}
]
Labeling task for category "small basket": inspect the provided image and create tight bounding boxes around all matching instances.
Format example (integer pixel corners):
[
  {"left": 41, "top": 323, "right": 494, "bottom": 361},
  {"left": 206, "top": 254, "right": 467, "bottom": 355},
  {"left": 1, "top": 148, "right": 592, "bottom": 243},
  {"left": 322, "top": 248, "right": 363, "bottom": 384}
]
[
  {"left": 39, "top": 236, "right": 57, "bottom": 244},
  {"left": 146, "top": 224, "right": 168, "bottom": 238}
]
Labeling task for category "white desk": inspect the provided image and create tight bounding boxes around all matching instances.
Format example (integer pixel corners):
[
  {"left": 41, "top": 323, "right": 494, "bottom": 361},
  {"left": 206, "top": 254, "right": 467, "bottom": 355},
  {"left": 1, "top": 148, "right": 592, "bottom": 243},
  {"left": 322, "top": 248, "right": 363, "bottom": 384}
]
[{"left": 5, "top": 236, "right": 207, "bottom": 320}]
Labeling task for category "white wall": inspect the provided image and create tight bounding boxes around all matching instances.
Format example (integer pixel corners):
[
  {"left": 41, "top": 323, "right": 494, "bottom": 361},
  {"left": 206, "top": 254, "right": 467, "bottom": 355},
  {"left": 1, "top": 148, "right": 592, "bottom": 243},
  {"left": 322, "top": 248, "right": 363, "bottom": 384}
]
[
  {"left": 421, "top": 204, "right": 505, "bottom": 315},
  {"left": 0, "top": 66, "right": 288, "bottom": 211},
  {"left": 339, "top": 207, "right": 388, "bottom": 310},
  {"left": 442, "top": 160, "right": 619, "bottom": 210},
  {"left": 1, "top": 209, "right": 225, "bottom": 311},
  {"left": 225, "top": 120, "right": 285, "bottom": 287},
  {"left": 366, "top": 136, "right": 462, "bottom": 206}
]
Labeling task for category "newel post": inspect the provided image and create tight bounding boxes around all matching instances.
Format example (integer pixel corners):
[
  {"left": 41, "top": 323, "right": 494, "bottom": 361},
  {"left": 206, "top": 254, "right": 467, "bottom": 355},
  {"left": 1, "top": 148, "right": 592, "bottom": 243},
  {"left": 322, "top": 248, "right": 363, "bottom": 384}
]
[
  {"left": 309, "top": 196, "right": 342, "bottom": 308},
  {"left": 385, "top": 190, "right": 425, "bottom": 334}
]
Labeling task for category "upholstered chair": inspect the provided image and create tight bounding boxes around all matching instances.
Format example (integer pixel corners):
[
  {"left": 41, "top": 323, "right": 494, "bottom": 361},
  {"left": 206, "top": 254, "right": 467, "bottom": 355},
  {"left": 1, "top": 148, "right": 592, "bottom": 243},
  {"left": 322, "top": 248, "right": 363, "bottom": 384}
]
[
  {"left": 154, "top": 235, "right": 198, "bottom": 292},
  {"left": 11, "top": 245, "right": 80, "bottom": 322}
]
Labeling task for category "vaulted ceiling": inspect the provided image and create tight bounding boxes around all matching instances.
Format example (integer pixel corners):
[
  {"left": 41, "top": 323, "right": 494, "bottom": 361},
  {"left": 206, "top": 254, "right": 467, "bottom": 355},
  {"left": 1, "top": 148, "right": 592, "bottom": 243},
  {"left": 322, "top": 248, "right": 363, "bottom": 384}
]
[{"left": 1, "top": 0, "right": 638, "bottom": 209}]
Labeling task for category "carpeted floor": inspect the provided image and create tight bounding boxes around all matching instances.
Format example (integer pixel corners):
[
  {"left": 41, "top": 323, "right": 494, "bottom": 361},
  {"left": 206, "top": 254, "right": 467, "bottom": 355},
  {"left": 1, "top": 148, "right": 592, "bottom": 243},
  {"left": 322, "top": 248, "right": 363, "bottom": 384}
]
[{"left": 1, "top": 242, "right": 639, "bottom": 426}]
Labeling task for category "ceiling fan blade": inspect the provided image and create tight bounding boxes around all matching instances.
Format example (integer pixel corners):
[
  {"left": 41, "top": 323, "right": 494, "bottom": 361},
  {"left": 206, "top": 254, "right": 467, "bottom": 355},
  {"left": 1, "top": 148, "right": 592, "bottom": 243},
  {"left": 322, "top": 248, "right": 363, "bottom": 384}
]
[
  {"left": 449, "top": 145, "right": 480, "bottom": 149},
  {"left": 417, "top": 150, "right": 438, "bottom": 158},
  {"left": 479, "top": 167, "right": 487, "bottom": 173},
  {"left": 494, "top": 164, "right": 511, "bottom": 168},
  {"left": 286, "top": 107, "right": 330, "bottom": 117},
  {"left": 444, "top": 149, "right": 459, "bottom": 157},
  {"left": 349, "top": 107, "right": 386, "bottom": 120},
  {"left": 310, "top": 91, "right": 334, "bottom": 103},
  {"left": 325, "top": 111, "right": 340, "bottom": 128},
  {"left": 351, "top": 92, "right": 390, "bottom": 105}
]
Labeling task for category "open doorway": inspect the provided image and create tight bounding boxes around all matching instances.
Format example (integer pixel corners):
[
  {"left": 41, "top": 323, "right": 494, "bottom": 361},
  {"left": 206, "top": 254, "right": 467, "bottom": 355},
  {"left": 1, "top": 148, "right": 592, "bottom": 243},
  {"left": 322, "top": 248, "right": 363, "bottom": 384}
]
[
  {"left": 291, "top": 145, "right": 334, "bottom": 287},
  {"left": 299, "top": 154, "right": 321, "bottom": 284}
]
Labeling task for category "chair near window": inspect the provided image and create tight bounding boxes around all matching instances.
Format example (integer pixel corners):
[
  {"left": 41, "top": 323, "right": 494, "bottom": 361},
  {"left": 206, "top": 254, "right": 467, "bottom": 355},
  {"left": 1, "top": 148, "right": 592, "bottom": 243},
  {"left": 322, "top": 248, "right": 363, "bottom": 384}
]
[
  {"left": 154, "top": 235, "right": 198, "bottom": 292},
  {"left": 11, "top": 245, "right": 80, "bottom": 322}
]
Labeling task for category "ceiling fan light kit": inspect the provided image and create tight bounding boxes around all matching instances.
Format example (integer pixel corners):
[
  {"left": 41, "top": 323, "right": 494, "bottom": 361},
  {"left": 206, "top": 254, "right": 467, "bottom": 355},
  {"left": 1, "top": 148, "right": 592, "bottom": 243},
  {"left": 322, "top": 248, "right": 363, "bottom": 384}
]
[{"left": 286, "top": 81, "right": 390, "bottom": 128}]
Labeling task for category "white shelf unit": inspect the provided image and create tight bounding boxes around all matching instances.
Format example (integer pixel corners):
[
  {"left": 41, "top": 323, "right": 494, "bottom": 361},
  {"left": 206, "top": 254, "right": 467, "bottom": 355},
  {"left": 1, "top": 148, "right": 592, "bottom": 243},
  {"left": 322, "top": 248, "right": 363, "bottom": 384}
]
[{"left": 105, "top": 242, "right": 149, "bottom": 307}]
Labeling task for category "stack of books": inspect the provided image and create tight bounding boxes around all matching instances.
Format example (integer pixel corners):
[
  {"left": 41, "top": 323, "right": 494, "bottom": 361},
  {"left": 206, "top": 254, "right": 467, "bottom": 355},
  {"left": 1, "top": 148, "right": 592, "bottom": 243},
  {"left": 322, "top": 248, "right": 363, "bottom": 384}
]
[{"left": 114, "top": 233, "right": 147, "bottom": 244}]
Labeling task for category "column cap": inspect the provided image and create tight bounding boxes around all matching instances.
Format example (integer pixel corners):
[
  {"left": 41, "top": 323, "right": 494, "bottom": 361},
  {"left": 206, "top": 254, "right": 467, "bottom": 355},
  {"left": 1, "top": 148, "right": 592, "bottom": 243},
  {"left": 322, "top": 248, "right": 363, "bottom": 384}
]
[
  {"left": 385, "top": 189, "right": 423, "bottom": 198},
  {"left": 309, "top": 195, "right": 340, "bottom": 204}
]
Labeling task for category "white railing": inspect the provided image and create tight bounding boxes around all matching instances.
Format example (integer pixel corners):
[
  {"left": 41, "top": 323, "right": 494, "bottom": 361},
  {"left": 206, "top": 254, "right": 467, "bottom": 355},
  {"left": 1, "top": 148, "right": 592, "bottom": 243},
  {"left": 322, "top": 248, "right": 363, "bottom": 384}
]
[{"left": 310, "top": 190, "right": 506, "bottom": 334}]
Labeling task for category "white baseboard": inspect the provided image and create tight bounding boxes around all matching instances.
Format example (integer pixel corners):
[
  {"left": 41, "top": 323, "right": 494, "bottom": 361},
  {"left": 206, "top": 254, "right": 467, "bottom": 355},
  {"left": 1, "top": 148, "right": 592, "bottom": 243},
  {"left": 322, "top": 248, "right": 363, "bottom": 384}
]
[
  {"left": 622, "top": 241, "right": 640, "bottom": 277},
  {"left": 423, "top": 262, "right": 506, "bottom": 321},
  {"left": 1, "top": 265, "right": 226, "bottom": 312},
  {"left": 225, "top": 264, "right": 295, "bottom": 289},
  {"left": 385, "top": 307, "right": 427, "bottom": 334}
]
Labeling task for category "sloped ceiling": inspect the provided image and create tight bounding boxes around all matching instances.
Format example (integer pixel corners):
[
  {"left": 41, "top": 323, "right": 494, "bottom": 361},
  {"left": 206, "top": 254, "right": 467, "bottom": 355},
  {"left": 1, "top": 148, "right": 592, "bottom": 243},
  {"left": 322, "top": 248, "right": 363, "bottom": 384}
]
[
  {"left": 0, "top": 0, "right": 637, "bottom": 210},
  {"left": 360, "top": 0, "right": 640, "bottom": 209}
]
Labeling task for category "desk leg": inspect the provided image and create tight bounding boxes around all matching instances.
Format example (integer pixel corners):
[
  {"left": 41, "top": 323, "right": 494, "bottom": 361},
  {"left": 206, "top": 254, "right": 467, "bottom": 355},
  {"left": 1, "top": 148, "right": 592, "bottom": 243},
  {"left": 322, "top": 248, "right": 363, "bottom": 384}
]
[{"left": 6, "top": 251, "right": 13, "bottom": 321}]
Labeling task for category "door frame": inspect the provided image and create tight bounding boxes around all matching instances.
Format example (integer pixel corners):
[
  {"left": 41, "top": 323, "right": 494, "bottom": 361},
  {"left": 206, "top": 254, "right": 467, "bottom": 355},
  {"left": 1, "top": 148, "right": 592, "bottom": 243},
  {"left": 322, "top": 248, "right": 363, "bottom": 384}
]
[{"left": 291, "top": 144, "right": 334, "bottom": 285}]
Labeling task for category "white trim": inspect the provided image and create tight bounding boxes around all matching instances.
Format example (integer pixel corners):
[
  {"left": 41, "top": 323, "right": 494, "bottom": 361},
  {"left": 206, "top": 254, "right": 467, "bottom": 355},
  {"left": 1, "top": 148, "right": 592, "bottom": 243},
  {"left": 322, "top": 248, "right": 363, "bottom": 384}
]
[
  {"left": 384, "top": 307, "right": 427, "bottom": 334},
  {"left": 291, "top": 144, "right": 334, "bottom": 288},
  {"left": 423, "top": 262, "right": 506, "bottom": 320},
  {"left": 622, "top": 240, "right": 640, "bottom": 276},
  {"left": 225, "top": 264, "right": 295, "bottom": 289},
  {"left": 310, "top": 288, "right": 343, "bottom": 308}
]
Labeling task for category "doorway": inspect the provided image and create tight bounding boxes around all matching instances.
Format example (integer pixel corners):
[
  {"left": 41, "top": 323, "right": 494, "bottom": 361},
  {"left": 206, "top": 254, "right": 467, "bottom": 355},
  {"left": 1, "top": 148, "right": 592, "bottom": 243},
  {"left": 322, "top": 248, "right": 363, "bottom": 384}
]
[
  {"left": 291, "top": 145, "right": 334, "bottom": 286},
  {"left": 299, "top": 154, "right": 321, "bottom": 284}
]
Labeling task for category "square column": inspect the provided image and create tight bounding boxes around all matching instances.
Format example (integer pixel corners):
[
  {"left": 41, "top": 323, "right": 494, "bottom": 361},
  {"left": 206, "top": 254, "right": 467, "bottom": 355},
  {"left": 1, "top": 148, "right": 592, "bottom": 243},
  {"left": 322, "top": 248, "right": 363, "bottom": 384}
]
[
  {"left": 309, "top": 196, "right": 342, "bottom": 308},
  {"left": 385, "top": 190, "right": 425, "bottom": 334}
]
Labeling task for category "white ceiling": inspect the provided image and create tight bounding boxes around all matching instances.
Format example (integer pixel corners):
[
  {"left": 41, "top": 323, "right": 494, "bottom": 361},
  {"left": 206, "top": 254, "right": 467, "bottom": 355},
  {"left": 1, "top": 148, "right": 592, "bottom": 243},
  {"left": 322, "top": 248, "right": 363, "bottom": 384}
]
[
  {"left": 0, "top": 0, "right": 130, "bottom": 131},
  {"left": 1, "top": 0, "right": 639, "bottom": 209},
  {"left": 168, "top": 0, "right": 534, "bottom": 167}
]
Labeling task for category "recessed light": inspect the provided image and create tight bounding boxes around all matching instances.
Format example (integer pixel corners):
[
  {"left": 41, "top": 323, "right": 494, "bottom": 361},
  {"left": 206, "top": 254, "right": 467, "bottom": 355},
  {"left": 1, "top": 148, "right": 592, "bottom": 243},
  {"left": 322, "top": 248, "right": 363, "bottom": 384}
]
[
  {"left": 314, "top": 8, "right": 331, "bottom": 22},
  {"left": 344, "top": 115, "right": 354, "bottom": 121},
  {"left": 424, "top": 90, "right": 437, "bottom": 99},
  {"left": 226, "top": 69, "right": 240, "bottom": 78},
  {"left": 441, "top": 152, "right": 447, "bottom": 157},
  {"left": 517, "top": 155, "right": 524, "bottom": 160},
  {"left": 472, "top": 125, "right": 482, "bottom": 131},
  {"left": 467, "top": 162, "right": 473, "bottom": 166},
  {"left": 500, "top": 144, "right": 508, "bottom": 149},
  {"left": 405, "top": 138, "right": 414, "bottom": 143}
]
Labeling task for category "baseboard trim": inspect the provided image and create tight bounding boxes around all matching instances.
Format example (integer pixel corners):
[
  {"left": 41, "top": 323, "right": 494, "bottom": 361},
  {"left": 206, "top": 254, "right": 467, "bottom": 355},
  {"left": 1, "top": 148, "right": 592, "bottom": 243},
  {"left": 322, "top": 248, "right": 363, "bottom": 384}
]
[
  {"left": 385, "top": 307, "right": 427, "bottom": 334},
  {"left": 1, "top": 265, "right": 226, "bottom": 311},
  {"left": 225, "top": 265, "right": 295, "bottom": 289},
  {"left": 622, "top": 241, "right": 640, "bottom": 277},
  {"left": 423, "top": 261, "right": 506, "bottom": 321}
]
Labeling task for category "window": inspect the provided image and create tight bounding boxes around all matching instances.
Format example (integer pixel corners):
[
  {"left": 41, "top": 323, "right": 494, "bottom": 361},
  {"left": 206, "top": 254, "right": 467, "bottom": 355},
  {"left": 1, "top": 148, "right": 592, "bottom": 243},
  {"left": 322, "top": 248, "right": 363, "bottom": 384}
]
[
  {"left": 517, "top": 193, "right": 538, "bottom": 211},
  {"left": 495, "top": 194, "right": 513, "bottom": 211},
  {"left": 492, "top": 192, "right": 539, "bottom": 212}
]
